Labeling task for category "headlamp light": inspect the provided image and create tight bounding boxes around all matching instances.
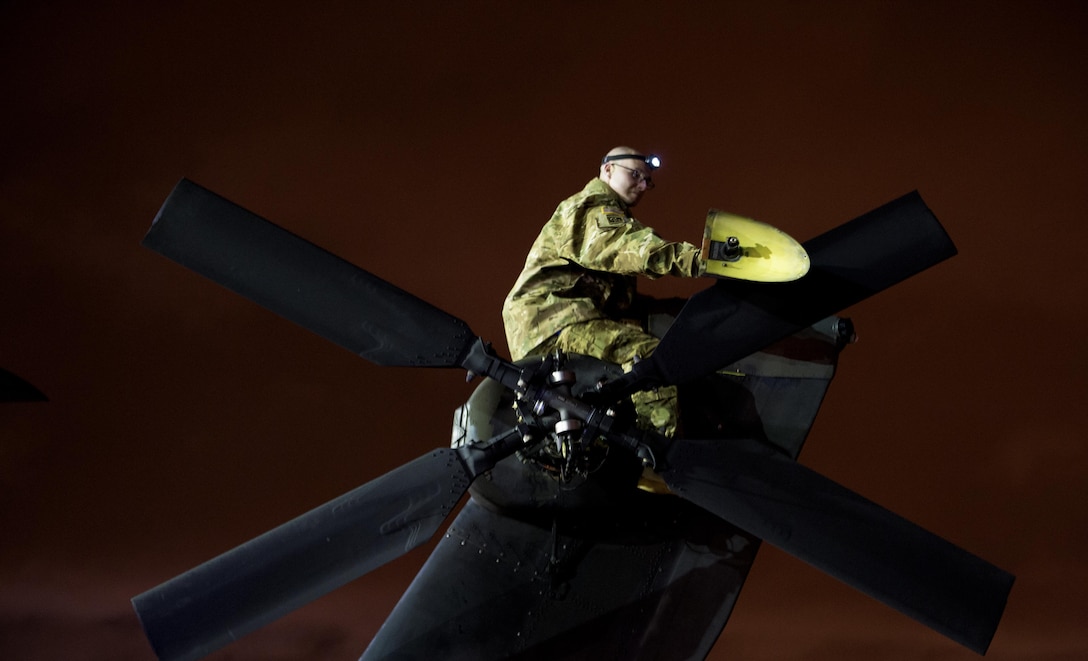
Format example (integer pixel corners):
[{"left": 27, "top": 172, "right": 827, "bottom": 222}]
[{"left": 601, "top": 153, "right": 662, "bottom": 170}]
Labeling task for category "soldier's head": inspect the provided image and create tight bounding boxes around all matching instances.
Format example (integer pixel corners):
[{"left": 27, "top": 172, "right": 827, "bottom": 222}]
[{"left": 599, "top": 146, "right": 660, "bottom": 207}]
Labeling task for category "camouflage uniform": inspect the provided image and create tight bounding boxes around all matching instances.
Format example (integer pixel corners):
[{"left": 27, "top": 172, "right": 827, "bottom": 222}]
[{"left": 502, "top": 178, "right": 701, "bottom": 435}]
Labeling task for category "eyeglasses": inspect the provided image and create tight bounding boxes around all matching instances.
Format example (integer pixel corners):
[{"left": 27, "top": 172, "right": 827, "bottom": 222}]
[{"left": 611, "top": 163, "right": 655, "bottom": 189}]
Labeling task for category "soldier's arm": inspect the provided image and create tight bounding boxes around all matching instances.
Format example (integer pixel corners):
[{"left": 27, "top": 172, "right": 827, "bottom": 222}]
[{"left": 571, "top": 206, "right": 700, "bottom": 278}]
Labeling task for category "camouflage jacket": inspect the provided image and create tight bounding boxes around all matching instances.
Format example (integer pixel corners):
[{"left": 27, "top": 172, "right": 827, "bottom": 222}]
[{"left": 502, "top": 178, "right": 701, "bottom": 360}]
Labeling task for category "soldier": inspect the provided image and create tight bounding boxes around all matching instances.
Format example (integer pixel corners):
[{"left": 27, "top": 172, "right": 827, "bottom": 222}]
[{"left": 502, "top": 146, "right": 703, "bottom": 436}]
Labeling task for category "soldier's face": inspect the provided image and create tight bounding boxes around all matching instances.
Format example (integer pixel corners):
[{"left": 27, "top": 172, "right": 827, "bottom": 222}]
[{"left": 604, "top": 161, "right": 653, "bottom": 206}]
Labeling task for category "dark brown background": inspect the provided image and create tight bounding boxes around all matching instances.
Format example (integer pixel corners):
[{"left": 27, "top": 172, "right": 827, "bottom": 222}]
[{"left": 2, "top": 2, "right": 1085, "bottom": 659}]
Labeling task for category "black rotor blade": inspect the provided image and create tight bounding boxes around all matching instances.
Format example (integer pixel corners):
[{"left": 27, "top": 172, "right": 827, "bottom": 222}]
[
  {"left": 663, "top": 437, "right": 1013, "bottom": 655},
  {"left": 143, "top": 178, "right": 475, "bottom": 367},
  {"left": 640, "top": 191, "right": 956, "bottom": 386},
  {"left": 133, "top": 448, "right": 473, "bottom": 661},
  {"left": 0, "top": 368, "right": 47, "bottom": 402}
]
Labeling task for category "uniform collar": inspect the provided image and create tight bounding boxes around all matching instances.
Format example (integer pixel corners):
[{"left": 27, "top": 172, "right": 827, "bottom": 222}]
[{"left": 584, "top": 177, "right": 628, "bottom": 212}]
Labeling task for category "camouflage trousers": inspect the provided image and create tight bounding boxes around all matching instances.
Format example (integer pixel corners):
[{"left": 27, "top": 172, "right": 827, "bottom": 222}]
[{"left": 531, "top": 318, "right": 680, "bottom": 437}]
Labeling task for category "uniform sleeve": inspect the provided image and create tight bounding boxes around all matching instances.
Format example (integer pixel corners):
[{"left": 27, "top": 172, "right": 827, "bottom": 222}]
[{"left": 568, "top": 205, "right": 702, "bottom": 279}]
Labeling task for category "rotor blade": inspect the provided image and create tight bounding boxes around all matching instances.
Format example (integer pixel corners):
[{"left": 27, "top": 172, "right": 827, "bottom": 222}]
[
  {"left": 143, "top": 178, "right": 475, "bottom": 367},
  {"left": 642, "top": 191, "right": 956, "bottom": 386},
  {"left": 132, "top": 448, "right": 473, "bottom": 661},
  {"left": 663, "top": 437, "right": 1013, "bottom": 655},
  {"left": 0, "top": 368, "right": 47, "bottom": 402}
]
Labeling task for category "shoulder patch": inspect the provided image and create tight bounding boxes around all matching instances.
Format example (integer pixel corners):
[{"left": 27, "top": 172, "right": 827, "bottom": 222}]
[{"left": 593, "top": 206, "right": 629, "bottom": 229}]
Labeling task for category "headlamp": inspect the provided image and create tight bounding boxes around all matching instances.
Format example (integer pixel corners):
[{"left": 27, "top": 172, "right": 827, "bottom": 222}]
[{"left": 601, "top": 153, "right": 661, "bottom": 170}]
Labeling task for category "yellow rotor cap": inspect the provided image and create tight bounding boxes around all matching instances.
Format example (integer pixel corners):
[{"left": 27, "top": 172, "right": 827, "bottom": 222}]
[{"left": 700, "top": 209, "right": 810, "bottom": 282}]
